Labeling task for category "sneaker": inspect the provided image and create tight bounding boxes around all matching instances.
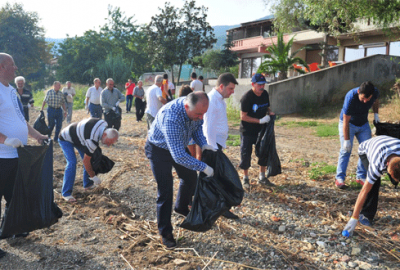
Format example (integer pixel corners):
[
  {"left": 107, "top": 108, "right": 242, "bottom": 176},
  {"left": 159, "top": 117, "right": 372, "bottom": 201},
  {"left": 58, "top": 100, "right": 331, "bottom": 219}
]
[
  {"left": 243, "top": 177, "right": 250, "bottom": 189},
  {"left": 161, "top": 234, "right": 177, "bottom": 249},
  {"left": 258, "top": 177, "right": 276, "bottom": 186},
  {"left": 174, "top": 207, "right": 189, "bottom": 217},
  {"left": 356, "top": 179, "right": 365, "bottom": 186},
  {"left": 359, "top": 214, "right": 372, "bottom": 226},
  {"left": 222, "top": 210, "right": 239, "bottom": 220},
  {"left": 335, "top": 179, "right": 346, "bottom": 189}
]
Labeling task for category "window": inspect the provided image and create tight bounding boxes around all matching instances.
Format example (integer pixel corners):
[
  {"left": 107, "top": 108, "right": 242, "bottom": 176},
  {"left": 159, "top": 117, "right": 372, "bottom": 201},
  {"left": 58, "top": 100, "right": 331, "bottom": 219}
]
[
  {"left": 389, "top": 41, "right": 400, "bottom": 56},
  {"left": 345, "top": 46, "right": 364, "bottom": 62},
  {"left": 241, "top": 57, "right": 262, "bottom": 78},
  {"left": 366, "top": 46, "right": 386, "bottom": 56}
]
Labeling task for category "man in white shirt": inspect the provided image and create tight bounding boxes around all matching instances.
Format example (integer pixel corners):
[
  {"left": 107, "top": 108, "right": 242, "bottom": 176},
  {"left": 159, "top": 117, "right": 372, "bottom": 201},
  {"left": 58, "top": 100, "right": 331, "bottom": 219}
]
[
  {"left": 145, "top": 75, "right": 166, "bottom": 129},
  {"left": 203, "top": 72, "right": 239, "bottom": 219},
  {"left": 85, "top": 78, "right": 103, "bottom": 118},
  {"left": 190, "top": 72, "right": 203, "bottom": 92}
]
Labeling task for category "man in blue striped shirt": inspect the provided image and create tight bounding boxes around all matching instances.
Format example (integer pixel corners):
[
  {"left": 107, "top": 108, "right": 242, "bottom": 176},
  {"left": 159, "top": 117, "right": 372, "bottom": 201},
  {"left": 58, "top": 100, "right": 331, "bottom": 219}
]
[
  {"left": 343, "top": 135, "right": 400, "bottom": 235},
  {"left": 145, "top": 91, "right": 215, "bottom": 249}
]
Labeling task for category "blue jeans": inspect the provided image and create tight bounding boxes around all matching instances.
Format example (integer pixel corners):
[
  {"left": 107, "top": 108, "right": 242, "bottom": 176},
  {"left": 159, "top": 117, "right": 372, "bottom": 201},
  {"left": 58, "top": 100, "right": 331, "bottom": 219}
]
[
  {"left": 336, "top": 121, "right": 371, "bottom": 181},
  {"left": 126, "top": 95, "right": 133, "bottom": 112},
  {"left": 89, "top": 103, "right": 103, "bottom": 119},
  {"left": 59, "top": 140, "right": 93, "bottom": 197},
  {"left": 145, "top": 141, "right": 197, "bottom": 237},
  {"left": 66, "top": 102, "right": 73, "bottom": 123},
  {"left": 47, "top": 107, "right": 63, "bottom": 141}
]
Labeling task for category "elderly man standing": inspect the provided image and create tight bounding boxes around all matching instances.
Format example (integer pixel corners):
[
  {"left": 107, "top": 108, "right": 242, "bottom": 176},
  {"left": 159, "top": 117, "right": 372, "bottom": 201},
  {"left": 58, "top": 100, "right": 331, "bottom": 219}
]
[
  {"left": 85, "top": 78, "right": 103, "bottom": 119},
  {"left": 0, "top": 53, "right": 48, "bottom": 258},
  {"left": 145, "top": 75, "right": 166, "bottom": 129},
  {"left": 145, "top": 92, "right": 215, "bottom": 249},
  {"left": 133, "top": 80, "right": 145, "bottom": 122},
  {"left": 100, "top": 78, "right": 125, "bottom": 131},
  {"left": 58, "top": 118, "right": 118, "bottom": 202},
  {"left": 239, "top": 73, "right": 275, "bottom": 188},
  {"left": 15, "top": 76, "right": 34, "bottom": 122},
  {"left": 203, "top": 72, "right": 239, "bottom": 219},
  {"left": 335, "top": 81, "right": 379, "bottom": 189},
  {"left": 62, "top": 81, "right": 76, "bottom": 124},
  {"left": 41, "top": 81, "right": 67, "bottom": 143}
]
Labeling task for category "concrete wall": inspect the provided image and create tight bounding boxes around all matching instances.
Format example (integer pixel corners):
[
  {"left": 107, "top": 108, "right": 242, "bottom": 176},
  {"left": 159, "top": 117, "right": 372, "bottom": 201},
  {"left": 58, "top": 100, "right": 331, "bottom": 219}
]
[{"left": 210, "top": 54, "right": 400, "bottom": 114}]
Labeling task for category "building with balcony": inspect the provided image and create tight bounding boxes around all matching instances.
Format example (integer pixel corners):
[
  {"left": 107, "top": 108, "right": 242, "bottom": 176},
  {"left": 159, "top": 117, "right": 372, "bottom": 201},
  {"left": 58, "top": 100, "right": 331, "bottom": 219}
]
[{"left": 227, "top": 16, "right": 400, "bottom": 79}]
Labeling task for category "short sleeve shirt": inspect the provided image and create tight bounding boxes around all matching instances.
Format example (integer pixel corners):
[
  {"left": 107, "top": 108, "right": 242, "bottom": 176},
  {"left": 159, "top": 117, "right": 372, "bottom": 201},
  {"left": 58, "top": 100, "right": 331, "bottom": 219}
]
[
  {"left": 340, "top": 87, "right": 379, "bottom": 126},
  {"left": 240, "top": 89, "right": 270, "bottom": 136},
  {"left": 190, "top": 80, "right": 203, "bottom": 92}
]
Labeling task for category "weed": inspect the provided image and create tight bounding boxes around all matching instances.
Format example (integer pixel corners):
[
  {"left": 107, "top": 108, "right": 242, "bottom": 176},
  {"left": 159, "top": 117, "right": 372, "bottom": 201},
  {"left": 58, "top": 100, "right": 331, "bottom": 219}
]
[
  {"left": 226, "top": 134, "right": 240, "bottom": 146},
  {"left": 309, "top": 162, "right": 336, "bottom": 180},
  {"left": 226, "top": 97, "right": 240, "bottom": 123},
  {"left": 315, "top": 123, "right": 338, "bottom": 137}
]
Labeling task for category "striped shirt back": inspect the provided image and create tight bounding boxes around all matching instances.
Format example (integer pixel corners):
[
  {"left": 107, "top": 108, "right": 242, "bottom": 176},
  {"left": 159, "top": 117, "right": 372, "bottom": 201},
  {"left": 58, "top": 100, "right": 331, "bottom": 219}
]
[{"left": 359, "top": 135, "right": 400, "bottom": 184}]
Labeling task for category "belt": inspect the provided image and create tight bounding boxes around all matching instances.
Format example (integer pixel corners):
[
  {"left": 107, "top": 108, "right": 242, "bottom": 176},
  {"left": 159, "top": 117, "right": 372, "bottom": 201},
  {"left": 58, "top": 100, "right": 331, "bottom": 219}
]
[{"left": 48, "top": 106, "right": 61, "bottom": 109}]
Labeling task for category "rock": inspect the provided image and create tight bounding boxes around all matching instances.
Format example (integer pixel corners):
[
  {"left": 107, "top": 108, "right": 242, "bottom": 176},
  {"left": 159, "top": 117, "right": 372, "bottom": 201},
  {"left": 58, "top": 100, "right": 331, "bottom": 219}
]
[
  {"left": 340, "top": 255, "right": 351, "bottom": 262},
  {"left": 310, "top": 232, "right": 317, "bottom": 238},
  {"left": 173, "top": 259, "right": 188, "bottom": 266},
  {"left": 351, "top": 247, "right": 361, "bottom": 256},
  {"left": 316, "top": 241, "right": 326, "bottom": 248},
  {"left": 278, "top": 225, "right": 286, "bottom": 232},
  {"left": 348, "top": 261, "right": 358, "bottom": 268}
]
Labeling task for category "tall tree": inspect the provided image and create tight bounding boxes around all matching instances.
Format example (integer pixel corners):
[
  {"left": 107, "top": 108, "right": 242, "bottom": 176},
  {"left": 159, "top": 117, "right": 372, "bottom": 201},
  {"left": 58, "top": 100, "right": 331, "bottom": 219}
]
[
  {"left": 145, "top": 0, "right": 216, "bottom": 84},
  {"left": 0, "top": 3, "right": 51, "bottom": 80},
  {"left": 257, "top": 32, "right": 308, "bottom": 80}
]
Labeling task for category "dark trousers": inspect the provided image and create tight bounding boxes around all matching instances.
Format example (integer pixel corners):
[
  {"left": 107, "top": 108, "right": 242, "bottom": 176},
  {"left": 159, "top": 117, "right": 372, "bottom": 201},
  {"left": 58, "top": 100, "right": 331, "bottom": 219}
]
[
  {"left": 47, "top": 107, "right": 63, "bottom": 141},
  {"left": 126, "top": 95, "right": 133, "bottom": 112},
  {"left": 359, "top": 154, "right": 381, "bottom": 221},
  {"left": 146, "top": 113, "right": 155, "bottom": 130},
  {"left": 89, "top": 103, "right": 103, "bottom": 119},
  {"left": 135, "top": 98, "right": 145, "bottom": 121},
  {"left": 239, "top": 134, "right": 267, "bottom": 170},
  {"left": 104, "top": 112, "right": 121, "bottom": 131},
  {"left": 145, "top": 141, "right": 197, "bottom": 237},
  {"left": 0, "top": 158, "right": 18, "bottom": 219}
]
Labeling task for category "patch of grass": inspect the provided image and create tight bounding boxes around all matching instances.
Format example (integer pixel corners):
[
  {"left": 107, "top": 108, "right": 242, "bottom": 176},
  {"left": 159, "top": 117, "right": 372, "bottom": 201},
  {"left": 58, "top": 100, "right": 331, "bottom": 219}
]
[
  {"left": 278, "top": 121, "right": 318, "bottom": 127},
  {"left": 348, "top": 181, "right": 363, "bottom": 189},
  {"left": 226, "top": 134, "right": 240, "bottom": 146},
  {"left": 315, "top": 123, "right": 338, "bottom": 137},
  {"left": 226, "top": 98, "right": 240, "bottom": 123},
  {"left": 309, "top": 162, "right": 336, "bottom": 180}
]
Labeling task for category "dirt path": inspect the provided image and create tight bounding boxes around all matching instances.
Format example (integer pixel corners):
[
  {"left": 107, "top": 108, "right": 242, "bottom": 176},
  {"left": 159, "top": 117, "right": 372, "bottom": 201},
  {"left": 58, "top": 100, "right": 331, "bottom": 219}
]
[{"left": 0, "top": 108, "right": 399, "bottom": 270}]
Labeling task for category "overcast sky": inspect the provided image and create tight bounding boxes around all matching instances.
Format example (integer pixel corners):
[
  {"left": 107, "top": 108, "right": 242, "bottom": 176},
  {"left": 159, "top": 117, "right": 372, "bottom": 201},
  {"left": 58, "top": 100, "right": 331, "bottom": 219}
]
[{"left": 9, "top": 0, "right": 271, "bottom": 38}]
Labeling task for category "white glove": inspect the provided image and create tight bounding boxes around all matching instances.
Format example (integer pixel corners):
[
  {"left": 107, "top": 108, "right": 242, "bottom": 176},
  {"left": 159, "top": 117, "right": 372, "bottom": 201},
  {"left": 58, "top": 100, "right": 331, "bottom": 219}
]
[
  {"left": 374, "top": 113, "right": 380, "bottom": 123},
  {"left": 90, "top": 175, "right": 101, "bottom": 185},
  {"left": 112, "top": 107, "right": 116, "bottom": 111},
  {"left": 259, "top": 115, "right": 271, "bottom": 124},
  {"left": 68, "top": 94, "right": 73, "bottom": 99},
  {"left": 343, "top": 140, "right": 351, "bottom": 153},
  {"left": 203, "top": 165, "right": 214, "bottom": 177},
  {"left": 27, "top": 103, "right": 31, "bottom": 108},
  {"left": 85, "top": 105, "right": 88, "bottom": 110},
  {"left": 201, "top": 144, "right": 216, "bottom": 152},
  {"left": 4, "top": 138, "right": 24, "bottom": 148},
  {"left": 343, "top": 217, "right": 358, "bottom": 236},
  {"left": 115, "top": 101, "right": 120, "bottom": 107}
]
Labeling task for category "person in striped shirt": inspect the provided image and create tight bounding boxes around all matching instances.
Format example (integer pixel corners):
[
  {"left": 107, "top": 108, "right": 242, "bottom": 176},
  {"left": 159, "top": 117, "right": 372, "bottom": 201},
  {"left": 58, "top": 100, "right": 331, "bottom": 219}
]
[
  {"left": 58, "top": 118, "right": 118, "bottom": 202},
  {"left": 343, "top": 135, "right": 400, "bottom": 235}
]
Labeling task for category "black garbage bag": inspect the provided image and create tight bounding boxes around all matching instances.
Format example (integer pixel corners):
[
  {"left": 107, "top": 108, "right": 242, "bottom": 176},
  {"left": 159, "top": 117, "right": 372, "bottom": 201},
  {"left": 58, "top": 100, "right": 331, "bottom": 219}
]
[
  {"left": 0, "top": 141, "right": 63, "bottom": 239},
  {"left": 179, "top": 149, "right": 244, "bottom": 232},
  {"left": 33, "top": 111, "right": 51, "bottom": 135},
  {"left": 105, "top": 107, "right": 122, "bottom": 121},
  {"left": 373, "top": 121, "right": 400, "bottom": 139},
  {"left": 91, "top": 146, "right": 115, "bottom": 175},
  {"left": 255, "top": 115, "right": 282, "bottom": 178}
]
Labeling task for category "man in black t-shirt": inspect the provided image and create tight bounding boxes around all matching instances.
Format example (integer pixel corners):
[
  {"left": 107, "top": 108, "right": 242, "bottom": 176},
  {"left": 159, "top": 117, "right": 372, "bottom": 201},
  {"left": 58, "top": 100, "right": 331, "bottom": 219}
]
[{"left": 239, "top": 73, "right": 275, "bottom": 188}]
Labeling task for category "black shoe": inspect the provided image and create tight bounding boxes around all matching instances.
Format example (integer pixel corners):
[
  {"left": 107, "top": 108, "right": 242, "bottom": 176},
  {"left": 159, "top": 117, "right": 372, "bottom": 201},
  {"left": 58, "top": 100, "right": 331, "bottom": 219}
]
[
  {"left": 0, "top": 248, "right": 6, "bottom": 259},
  {"left": 258, "top": 177, "right": 275, "bottom": 186},
  {"left": 174, "top": 207, "right": 189, "bottom": 217},
  {"left": 222, "top": 210, "right": 239, "bottom": 220},
  {"left": 161, "top": 234, "right": 177, "bottom": 249},
  {"left": 14, "top": 232, "right": 29, "bottom": 238}
]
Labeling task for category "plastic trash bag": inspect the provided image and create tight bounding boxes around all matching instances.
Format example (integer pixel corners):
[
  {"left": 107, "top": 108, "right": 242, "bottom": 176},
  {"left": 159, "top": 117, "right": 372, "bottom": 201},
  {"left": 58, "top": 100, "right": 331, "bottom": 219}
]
[
  {"left": 33, "top": 111, "right": 51, "bottom": 135},
  {"left": 0, "top": 141, "right": 63, "bottom": 239},
  {"left": 91, "top": 146, "right": 115, "bottom": 175},
  {"left": 373, "top": 121, "right": 400, "bottom": 139},
  {"left": 255, "top": 115, "right": 282, "bottom": 178},
  {"left": 179, "top": 149, "right": 244, "bottom": 232}
]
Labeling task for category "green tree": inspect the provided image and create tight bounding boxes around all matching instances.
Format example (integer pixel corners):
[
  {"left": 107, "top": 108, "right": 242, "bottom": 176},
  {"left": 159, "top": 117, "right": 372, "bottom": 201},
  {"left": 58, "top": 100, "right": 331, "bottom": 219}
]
[
  {"left": 0, "top": 3, "right": 51, "bottom": 80},
  {"left": 219, "top": 35, "right": 239, "bottom": 72},
  {"left": 257, "top": 32, "right": 308, "bottom": 80},
  {"left": 145, "top": 0, "right": 216, "bottom": 84}
]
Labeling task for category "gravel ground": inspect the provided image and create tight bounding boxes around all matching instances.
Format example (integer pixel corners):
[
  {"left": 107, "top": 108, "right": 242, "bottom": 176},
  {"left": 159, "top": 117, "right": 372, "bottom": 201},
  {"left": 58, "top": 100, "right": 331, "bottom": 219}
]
[{"left": 0, "top": 108, "right": 399, "bottom": 270}]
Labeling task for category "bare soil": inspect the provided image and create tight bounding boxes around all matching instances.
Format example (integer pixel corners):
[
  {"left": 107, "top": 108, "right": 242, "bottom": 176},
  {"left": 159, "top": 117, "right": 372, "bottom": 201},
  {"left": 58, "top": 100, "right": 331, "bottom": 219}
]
[{"left": 0, "top": 107, "right": 399, "bottom": 270}]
